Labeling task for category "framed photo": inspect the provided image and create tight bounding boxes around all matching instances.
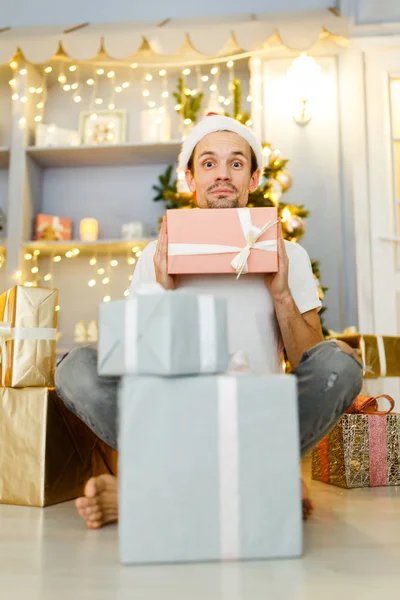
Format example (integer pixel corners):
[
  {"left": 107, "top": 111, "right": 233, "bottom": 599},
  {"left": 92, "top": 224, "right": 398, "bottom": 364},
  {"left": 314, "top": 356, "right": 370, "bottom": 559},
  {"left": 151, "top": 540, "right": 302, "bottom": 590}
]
[{"left": 79, "top": 109, "right": 127, "bottom": 145}]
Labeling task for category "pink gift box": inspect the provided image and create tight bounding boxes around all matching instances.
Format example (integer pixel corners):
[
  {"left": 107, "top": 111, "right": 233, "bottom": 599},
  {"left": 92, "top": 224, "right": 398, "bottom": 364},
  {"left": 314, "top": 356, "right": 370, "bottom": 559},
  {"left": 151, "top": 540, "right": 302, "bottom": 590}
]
[{"left": 167, "top": 207, "right": 278, "bottom": 276}]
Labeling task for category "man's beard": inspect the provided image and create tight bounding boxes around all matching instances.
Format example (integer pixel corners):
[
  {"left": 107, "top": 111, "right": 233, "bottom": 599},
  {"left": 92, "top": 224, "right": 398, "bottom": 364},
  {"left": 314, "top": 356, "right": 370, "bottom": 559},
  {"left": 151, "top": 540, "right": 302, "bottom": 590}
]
[{"left": 205, "top": 183, "right": 240, "bottom": 208}]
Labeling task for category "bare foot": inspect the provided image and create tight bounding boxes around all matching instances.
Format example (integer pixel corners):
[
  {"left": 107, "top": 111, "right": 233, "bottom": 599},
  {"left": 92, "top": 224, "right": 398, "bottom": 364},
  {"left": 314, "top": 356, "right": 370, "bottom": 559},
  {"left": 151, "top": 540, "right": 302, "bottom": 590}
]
[
  {"left": 75, "top": 474, "right": 119, "bottom": 529},
  {"left": 302, "top": 479, "right": 314, "bottom": 520}
]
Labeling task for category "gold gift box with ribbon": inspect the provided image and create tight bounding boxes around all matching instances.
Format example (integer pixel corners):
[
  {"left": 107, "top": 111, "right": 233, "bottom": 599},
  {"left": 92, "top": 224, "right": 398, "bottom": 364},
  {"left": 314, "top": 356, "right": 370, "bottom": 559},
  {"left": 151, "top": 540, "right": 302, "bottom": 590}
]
[
  {"left": 0, "top": 387, "right": 117, "bottom": 507},
  {"left": 329, "top": 331, "right": 400, "bottom": 378},
  {"left": 0, "top": 285, "right": 58, "bottom": 387}
]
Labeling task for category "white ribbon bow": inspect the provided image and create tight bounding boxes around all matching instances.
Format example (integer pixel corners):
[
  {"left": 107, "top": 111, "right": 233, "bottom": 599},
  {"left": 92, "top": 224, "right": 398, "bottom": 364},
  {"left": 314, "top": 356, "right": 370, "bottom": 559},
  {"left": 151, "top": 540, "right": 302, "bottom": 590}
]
[{"left": 168, "top": 208, "right": 278, "bottom": 279}]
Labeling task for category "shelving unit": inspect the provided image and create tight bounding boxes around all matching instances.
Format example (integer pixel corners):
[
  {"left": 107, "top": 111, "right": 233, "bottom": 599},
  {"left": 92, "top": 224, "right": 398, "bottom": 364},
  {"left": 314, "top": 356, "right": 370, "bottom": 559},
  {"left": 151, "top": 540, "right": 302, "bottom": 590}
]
[
  {"left": 23, "top": 238, "right": 156, "bottom": 255},
  {"left": 26, "top": 141, "right": 182, "bottom": 168}
]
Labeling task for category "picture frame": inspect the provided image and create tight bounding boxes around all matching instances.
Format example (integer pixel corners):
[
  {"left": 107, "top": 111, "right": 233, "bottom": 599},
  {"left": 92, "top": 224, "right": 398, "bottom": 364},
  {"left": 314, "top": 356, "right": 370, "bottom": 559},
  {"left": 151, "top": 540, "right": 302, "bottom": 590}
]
[{"left": 79, "top": 109, "right": 127, "bottom": 145}]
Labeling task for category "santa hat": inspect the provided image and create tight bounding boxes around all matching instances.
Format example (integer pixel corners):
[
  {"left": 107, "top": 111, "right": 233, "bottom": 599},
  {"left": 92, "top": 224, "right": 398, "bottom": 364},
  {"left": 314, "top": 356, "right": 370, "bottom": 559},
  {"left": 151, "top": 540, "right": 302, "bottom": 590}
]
[{"left": 178, "top": 113, "right": 263, "bottom": 172}]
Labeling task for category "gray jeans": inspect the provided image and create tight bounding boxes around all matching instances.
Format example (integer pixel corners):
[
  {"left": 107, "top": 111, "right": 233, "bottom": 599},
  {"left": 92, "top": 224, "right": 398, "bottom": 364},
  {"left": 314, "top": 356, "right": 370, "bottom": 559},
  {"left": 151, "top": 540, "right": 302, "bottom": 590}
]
[{"left": 55, "top": 341, "right": 363, "bottom": 456}]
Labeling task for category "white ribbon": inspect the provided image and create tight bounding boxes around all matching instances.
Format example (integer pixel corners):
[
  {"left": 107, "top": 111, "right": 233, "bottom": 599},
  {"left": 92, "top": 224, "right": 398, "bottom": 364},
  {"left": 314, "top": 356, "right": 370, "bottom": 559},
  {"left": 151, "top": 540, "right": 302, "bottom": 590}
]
[
  {"left": 218, "top": 376, "right": 240, "bottom": 560},
  {"left": 124, "top": 293, "right": 218, "bottom": 373},
  {"left": 0, "top": 291, "right": 57, "bottom": 384},
  {"left": 168, "top": 208, "right": 278, "bottom": 279}
]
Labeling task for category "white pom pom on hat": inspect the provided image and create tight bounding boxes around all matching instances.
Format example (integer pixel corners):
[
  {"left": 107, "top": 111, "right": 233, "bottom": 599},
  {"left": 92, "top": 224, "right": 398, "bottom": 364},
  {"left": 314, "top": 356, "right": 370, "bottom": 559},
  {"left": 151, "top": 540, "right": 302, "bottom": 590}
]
[{"left": 178, "top": 113, "right": 263, "bottom": 172}]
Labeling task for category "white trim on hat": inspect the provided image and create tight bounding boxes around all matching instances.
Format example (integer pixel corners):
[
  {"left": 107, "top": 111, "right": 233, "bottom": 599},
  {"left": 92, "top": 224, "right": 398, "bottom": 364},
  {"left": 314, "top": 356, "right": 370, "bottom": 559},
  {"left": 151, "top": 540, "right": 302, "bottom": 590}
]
[{"left": 178, "top": 114, "right": 263, "bottom": 172}]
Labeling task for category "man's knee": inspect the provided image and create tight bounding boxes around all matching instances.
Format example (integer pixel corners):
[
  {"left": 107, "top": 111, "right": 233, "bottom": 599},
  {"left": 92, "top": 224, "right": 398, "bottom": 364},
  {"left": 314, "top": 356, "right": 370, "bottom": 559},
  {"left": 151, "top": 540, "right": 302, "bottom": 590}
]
[{"left": 55, "top": 347, "right": 99, "bottom": 409}]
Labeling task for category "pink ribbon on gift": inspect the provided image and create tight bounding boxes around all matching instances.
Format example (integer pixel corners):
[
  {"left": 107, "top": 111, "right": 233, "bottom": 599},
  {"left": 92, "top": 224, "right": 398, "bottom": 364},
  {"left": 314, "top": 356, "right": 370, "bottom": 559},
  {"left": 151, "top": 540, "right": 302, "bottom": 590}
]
[{"left": 368, "top": 416, "right": 387, "bottom": 487}]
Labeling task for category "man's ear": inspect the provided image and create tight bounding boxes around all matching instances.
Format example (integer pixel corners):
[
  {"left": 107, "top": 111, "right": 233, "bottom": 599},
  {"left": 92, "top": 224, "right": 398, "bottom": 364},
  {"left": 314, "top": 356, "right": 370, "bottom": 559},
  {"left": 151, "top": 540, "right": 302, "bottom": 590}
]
[
  {"left": 185, "top": 169, "right": 196, "bottom": 192},
  {"left": 249, "top": 168, "right": 261, "bottom": 193}
]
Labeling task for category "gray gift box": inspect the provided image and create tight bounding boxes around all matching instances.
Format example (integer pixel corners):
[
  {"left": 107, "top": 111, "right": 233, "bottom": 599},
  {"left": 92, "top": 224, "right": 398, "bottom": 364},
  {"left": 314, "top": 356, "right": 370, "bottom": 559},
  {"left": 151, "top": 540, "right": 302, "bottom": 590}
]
[
  {"left": 98, "top": 291, "right": 228, "bottom": 376},
  {"left": 119, "top": 373, "right": 302, "bottom": 565}
]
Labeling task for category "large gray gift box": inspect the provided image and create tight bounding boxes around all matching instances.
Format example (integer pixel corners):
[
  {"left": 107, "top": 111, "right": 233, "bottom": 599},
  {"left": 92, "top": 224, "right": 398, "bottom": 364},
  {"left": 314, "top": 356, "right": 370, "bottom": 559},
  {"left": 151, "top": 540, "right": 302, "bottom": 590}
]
[
  {"left": 119, "top": 373, "right": 302, "bottom": 564},
  {"left": 98, "top": 290, "right": 228, "bottom": 376}
]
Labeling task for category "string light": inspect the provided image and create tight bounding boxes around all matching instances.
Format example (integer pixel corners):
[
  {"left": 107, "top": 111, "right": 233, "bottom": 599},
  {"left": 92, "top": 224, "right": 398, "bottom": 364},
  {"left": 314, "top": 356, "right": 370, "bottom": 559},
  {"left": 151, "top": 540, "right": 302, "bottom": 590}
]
[
  {"left": 19, "top": 68, "right": 27, "bottom": 75},
  {"left": 224, "top": 98, "right": 231, "bottom": 106},
  {"left": 10, "top": 61, "right": 18, "bottom": 70},
  {"left": 65, "top": 251, "right": 73, "bottom": 258},
  {"left": 71, "top": 82, "right": 79, "bottom": 90},
  {"left": 145, "top": 74, "right": 153, "bottom": 82},
  {"left": 19, "top": 117, "right": 26, "bottom": 126},
  {"left": 20, "top": 96, "right": 28, "bottom": 103},
  {"left": 122, "top": 81, "right": 130, "bottom": 89},
  {"left": 36, "top": 87, "right": 43, "bottom": 94},
  {"left": 124, "top": 290, "right": 130, "bottom": 297},
  {"left": 94, "top": 98, "right": 103, "bottom": 105},
  {"left": 142, "top": 90, "right": 150, "bottom": 97},
  {"left": 97, "top": 268, "right": 105, "bottom": 275},
  {"left": 115, "top": 86, "right": 122, "bottom": 93},
  {"left": 88, "top": 279, "right": 96, "bottom": 287},
  {"left": 108, "top": 103, "right": 115, "bottom": 110},
  {"left": 69, "top": 65, "right": 77, "bottom": 72},
  {"left": 72, "top": 249, "right": 80, "bottom": 255},
  {"left": 37, "top": 101, "right": 44, "bottom": 109},
  {"left": 210, "top": 67, "right": 218, "bottom": 75},
  {"left": 148, "top": 101, "right": 156, "bottom": 108},
  {"left": 183, "top": 68, "right": 191, "bottom": 76},
  {"left": 107, "top": 71, "right": 115, "bottom": 79},
  {"left": 16, "top": 270, "right": 22, "bottom": 278},
  {"left": 210, "top": 84, "right": 217, "bottom": 92},
  {"left": 87, "top": 78, "right": 95, "bottom": 85},
  {"left": 12, "top": 93, "right": 19, "bottom": 101},
  {"left": 227, "top": 61, "right": 234, "bottom": 68},
  {"left": 31, "top": 267, "right": 39, "bottom": 274},
  {"left": 63, "top": 84, "right": 71, "bottom": 91},
  {"left": 103, "top": 296, "right": 111, "bottom": 303},
  {"left": 53, "top": 255, "right": 62, "bottom": 263},
  {"left": 34, "top": 116, "right": 42, "bottom": 122},
  {"left": 127, "top": 257, "right": 136, "bottom": 265},
  {"left": 44, "top": 66, "right": 52, "bottom": 73},
  {"left": 90, "top": 113, "right": 97, "bottom": 121},
  {"left": 161, "top": 91, "right": 169, "bottom": 98},
  {"left": 174, "top": 103, "right": 182, "bottom": 111},
  {"left": 73, "top": 96, "right": 82, "bottom": 103},
  {"left": 28, "top": 86, "right": 36, "bottom": 93},
  {"left": 131, "top": 63, "right": 138, "bottom": 69},
  {"left": 33, "top": 250, "right": 40, "bottom": 257},
  {"left": 9, "top": 79, "right": 16, "bottom": 87},
  {"left": 96, "top": 68, "right": 104, "bottom": 75},
  {"left": 102, "top": 277, "right": 110, "bottom": 284},
  {"left": 24, "top": 253, "right": 33, "bottom": 260},
  {"left": 55, "top": 305, "right": 60, "bottom": 312},
  {"left": 58, "top": 74, "right": 67, "bottom": 84},
  {"left": 24, "top": 282, "right": 34, "bottom": 287},
  {"left": 44, "top": 273, "right": 52, "bottom": 281},
  {"left": 219, "top": 95, "right": 225, "bottom": 103},
  {"left": 159, "top": 69, "right": 167, "bottom": 76},
  {"left": 89, "top": 257, "right": 97, "bottom": 266},
  {"left": 247, "top": 95, "right": 253, "bottom": 102},
  {"left": 110, "top": 260, "right": 118, "bottom": 267},
  {"left": 201, "top": 75, "right": 209, "bottom": 82}
]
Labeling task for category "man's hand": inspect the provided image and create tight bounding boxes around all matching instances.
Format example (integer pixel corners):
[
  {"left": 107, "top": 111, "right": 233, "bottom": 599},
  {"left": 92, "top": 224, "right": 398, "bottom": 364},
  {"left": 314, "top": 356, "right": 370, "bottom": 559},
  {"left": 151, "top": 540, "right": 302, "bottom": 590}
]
[
  {"left": 265, "top": 222, "right": 290, "bottom": 301},
  {"left": 153, "top": 216, "right": 176, "bottom": 290}
]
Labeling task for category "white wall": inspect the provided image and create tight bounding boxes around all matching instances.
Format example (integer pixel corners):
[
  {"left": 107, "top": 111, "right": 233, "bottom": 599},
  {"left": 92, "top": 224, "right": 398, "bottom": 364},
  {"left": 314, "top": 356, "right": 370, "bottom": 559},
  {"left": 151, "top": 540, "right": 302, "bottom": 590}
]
[
  {"left": 341, "top": 0, "right": 400, "bottom": 24},
  {"left": 262, "top": 56, "right": 345, "bottom": 332},
  {"left": 2, "top": 0, "right": 334, "bottom": 28}
]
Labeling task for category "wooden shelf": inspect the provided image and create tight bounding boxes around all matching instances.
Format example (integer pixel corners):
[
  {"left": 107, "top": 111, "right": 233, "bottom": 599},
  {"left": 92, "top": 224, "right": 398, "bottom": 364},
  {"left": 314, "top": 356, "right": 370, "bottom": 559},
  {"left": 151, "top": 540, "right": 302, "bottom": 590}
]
[
  {"left": 22, "top": 238, "right": 156, "bottom": 256},
  {"left": 26, "top": 141, "right": 182, "bottom": 168},
  {"left": 0, "top": 147, "right": 9, "bottom": 169}
]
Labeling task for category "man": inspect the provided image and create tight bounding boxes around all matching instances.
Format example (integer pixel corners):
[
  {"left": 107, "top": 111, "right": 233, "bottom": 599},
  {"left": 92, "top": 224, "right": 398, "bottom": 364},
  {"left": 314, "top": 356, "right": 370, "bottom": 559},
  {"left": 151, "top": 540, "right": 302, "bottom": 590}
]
[{"left": 55, "top": 114, "right": 363, "bottom": 529}]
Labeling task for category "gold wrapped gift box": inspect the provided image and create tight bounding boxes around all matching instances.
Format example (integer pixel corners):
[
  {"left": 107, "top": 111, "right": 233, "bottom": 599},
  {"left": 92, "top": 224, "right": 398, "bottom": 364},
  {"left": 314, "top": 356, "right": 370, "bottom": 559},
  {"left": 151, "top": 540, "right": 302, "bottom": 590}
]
[
  {"left": 0, "top": 387, "right": 117, "bottom": 507},
  {"left": 330, "top": 333, "right": 400, "bottom": 378},
  {"left": 0, "top": 286, "right": 58, "bottom": 388}
]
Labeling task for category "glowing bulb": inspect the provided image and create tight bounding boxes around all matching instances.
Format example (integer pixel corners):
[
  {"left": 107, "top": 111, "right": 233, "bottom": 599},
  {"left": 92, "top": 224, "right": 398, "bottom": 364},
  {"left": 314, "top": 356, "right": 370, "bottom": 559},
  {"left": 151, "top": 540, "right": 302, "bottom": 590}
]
[
  {"left": 227, "top": 60, "right": 234, "bottom": 68},
  {"left": 190, "top": 89, "right": 198, "bottom": 96},
  {"left": 107, "top": 71, "right": 115, "bottom": 79},
  {"left": 136, "top": 250, "right": 142, "bottom": 257},
  {"left": 37, "top": 102, "right": 44, "bottom": 109},
  {"left": 33, "top": 250, "right": 40, "bottom": 257},
  {"left": 201, "top": 75, "right": 209, "bottom": 82},
  {"left": 65, "top": 251, "right": 73, "bottom": 258},
  {"left": 55, "top": 305, "right": 60, "bottom": 312},
  {"left": 28, "top": 86, "right": 36, "bottom": 93},
  {"left": 115, "top": 86, "right": 122, "bottom": 93},
  {"left": 184, "top": 88, "right": 191, "bottom": 96},
  {"left": 110, "top": 259, "right": 118, "bottom": 267},
  {"left": 122, "top": 81, "right": 130, "bottom": 89},
  {"left": 20, "top": 96, "right": 27, "bottom": 103},
  {"left": 96, "top": 68, "right": 104, "bottom": 75},
  {"left": 71, "top": 82, "right": 79, "bottom": 90},
  {"left": 103, "top": 296, "right": 111, "bottom": 303},
  {"left": 24, "top": 253, "right": 33, "bottom": 260},
  {"left": 128, "top": 275, "right": 133, "bottom": 281},
  {"left": 131, "top": 63, "right": 138, "bottom": 69},
  {"left": 53, "top": 255, "right": 62, "bottom": 262},
  {"left": 24, "top": 282, "right": 34, "bottom": 287},
  {"left": 218, "top": 96, "right": 225, "bottom": 103},
  {"left": 87, "top": 78, "right": 94, "bottom": 85},
  {"left": 89, "top": 258, "right": 97, "bottom": 266},
  {"left": 94, "top": 98, "right": 103, "bottom": 105},
  {"left": 127, "top": 257, "right": 136, "bottom": 265},
  {"left": 131, "top": 246, "right": 140, "bottom": 253},
  {"left": 19, "top": 68, "right": 27, "bottom": 75},
  {"left": 224, "top": 98, "right": 231, "bottom": 106},
  {"left": 102, "top": 277, "right": 110, "bottom": 284},
  {"left": 247, "top": 95, "right": 253, "bottom": 102},
  {"left": 161, "top": 91, "right": 169, "bottom": 98},
  {"left": 44, "top": 273, "right": 52, "bottom": 281},
  {"left": 159, "top": 69, "right": 167, "bottom": 76},
  {"left": 10, "top": 61, "right": 18, "bottom": 69},
  {"left": 90, "top": 113, "right": 97, "bottom": 120},
  {"left": 96, "top": 268, "right": 105, "bottom": 275},
  {"left": 34, "top": 116, "right": 42, "bottom": 122},
  {"left": 69, "top": 65, "right": 77, "bottom": 72},
  {"left": 108, "top": 103, "right": 115, "bottom": 110},
  {"left": 210, "top": 67, "right": 218, "bottom": 75},
  {"left": 31, "top": 267, "right": 39, "bottom": 274},
  {"left": 73, "top": 95, "right": 82, "bottom": 103},
  {"left": 245, "top": 119, "right": 252, "bottom": 127},
  {"left": 183, "top": 68, "right": 191, "bottom": 75},
  {"left": 12, "top": 93, "right": 19, "bottom": 101},
  {"left": 124, "top": 290, "right": 130, "bottom": 297},
  {"left": 210, "top": 84, "right": 217, "bottom": 92},
  {"left": 9, "top": 79, "right": 16, "bottom": 87},
  {"left": 36, "top": 87, "right": 43, "bottom": 94},
  {"left": 174, "top": 104, "right": 182, "bottom": 111},
  {"left": 19, "top": 117, "right": 26, "bottom": 126},
  {"left": 72, "top": 248, "right": 80, "bottom": 256},
  {"left": 281, "top": 208, "right": 291, "bottom": 221},
  {"left": 58, "top": 74, "right": 67, "bottom": 84},
  {"left": 88, "top": 279, "right": 96, "bottom": 287},
  {"left": 145, "top": 74, "right": 152, "bottom": 82},
  {"left": 44, "top": 66, "right": 52, "bottom": 73},
  {"left": 148, "top": 101, "right": 156, "bottom": 108},
  {"left": 184, "top": 118, "right": 192, "bottom": 125},
  {"left": 142, "top": 90, "right": 150, "bottom": 97},
  {"left": 16, "top": 270, "right": 22, "bottom": 278}
]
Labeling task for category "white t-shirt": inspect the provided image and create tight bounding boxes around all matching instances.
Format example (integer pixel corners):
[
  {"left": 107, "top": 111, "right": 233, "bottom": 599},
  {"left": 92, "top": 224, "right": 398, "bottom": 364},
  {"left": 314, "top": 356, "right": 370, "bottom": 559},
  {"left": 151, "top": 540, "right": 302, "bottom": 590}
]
[{"left": 130, "top": 240, "right": 321, "bottom": 375}]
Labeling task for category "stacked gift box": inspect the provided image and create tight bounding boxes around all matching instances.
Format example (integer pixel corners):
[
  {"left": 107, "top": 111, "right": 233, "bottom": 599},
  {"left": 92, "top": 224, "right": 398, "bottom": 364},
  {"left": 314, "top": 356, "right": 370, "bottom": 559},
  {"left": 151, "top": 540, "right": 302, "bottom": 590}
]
[
  {"left": 312, "top": 332, "right": 400, "bottom": 489},
  {"left": 0, "top": 285, "right": 116, "bottom": 507},
  {"left": 99, "top": 284, "right": 302, "bottom": 564}
]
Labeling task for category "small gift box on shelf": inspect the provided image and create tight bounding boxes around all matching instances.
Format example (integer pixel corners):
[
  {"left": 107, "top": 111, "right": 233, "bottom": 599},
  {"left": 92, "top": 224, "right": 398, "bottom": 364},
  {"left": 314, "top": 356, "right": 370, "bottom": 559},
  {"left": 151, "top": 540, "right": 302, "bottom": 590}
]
[
  {"left": 98, "top": 284, "right": 228, "bottom": 376},
  {"left": 119, "top": 373, "right": 301, "bottom": 564},
  {"left": 167, "top": 207, "right": 279, "bottom": 277},
  {"left": 35, "top": 213, "right": 72, "bottom": 241},
  {"left": 328, "top": 331, "right": 400, "bottom": 378},
  {"left": 312, "top": 395, "right": 400, "bottom": 488},
  {"left": 0, "top": 387, "right": 117, "bottom": 507},
  {"left": 140, "top": 107, "right": 171, "bottom": 143},
  {"left": 35, "top": 123, "right": 80, "bottom": 147},
  {"left": 0, "top": 286, "right": 58, "bottom": 388}
]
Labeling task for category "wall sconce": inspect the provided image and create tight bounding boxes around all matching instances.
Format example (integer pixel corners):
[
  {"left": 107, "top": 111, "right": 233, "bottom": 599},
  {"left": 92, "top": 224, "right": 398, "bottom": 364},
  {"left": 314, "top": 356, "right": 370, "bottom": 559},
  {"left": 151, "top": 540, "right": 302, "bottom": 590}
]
[{"left": 287, "top": 53, "right": 321, "bottom": 126}]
